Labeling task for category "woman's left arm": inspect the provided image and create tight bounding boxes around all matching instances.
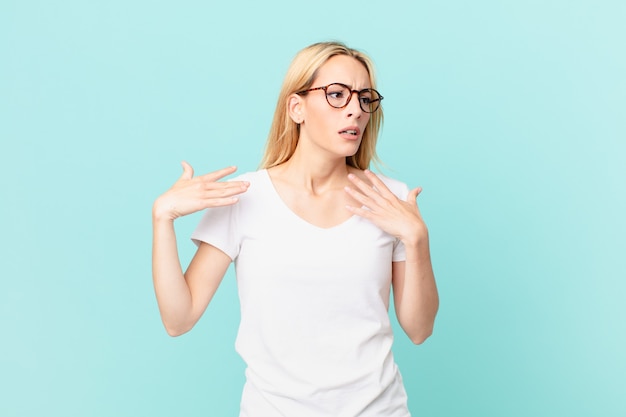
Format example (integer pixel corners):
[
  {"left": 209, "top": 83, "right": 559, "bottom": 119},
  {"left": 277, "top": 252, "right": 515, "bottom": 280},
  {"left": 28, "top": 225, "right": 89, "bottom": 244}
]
[{"left": 345, "top": 170, "right": 439, "bottom": 344}]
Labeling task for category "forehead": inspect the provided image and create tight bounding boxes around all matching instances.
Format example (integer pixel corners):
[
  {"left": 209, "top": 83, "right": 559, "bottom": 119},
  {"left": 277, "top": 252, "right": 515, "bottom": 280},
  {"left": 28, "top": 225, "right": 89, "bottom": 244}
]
[{"left": 313, "top": 55, "right": 371, "bottom": 88}]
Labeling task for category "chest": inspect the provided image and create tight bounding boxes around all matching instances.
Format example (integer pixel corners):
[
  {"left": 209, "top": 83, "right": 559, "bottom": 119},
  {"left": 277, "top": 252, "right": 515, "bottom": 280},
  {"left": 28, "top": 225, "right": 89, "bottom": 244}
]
[
  {"left": 235, "top": 196, "right": 395, "bottom": 297},
  {"left": 279, "top": 187, "right": 359, "bottom": 229}
]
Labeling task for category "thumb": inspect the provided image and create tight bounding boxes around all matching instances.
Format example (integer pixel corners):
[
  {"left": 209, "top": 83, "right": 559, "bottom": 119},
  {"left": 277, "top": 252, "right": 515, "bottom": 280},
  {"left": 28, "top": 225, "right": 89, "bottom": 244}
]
[
  {"left": 180, "top": 161, "right": 194, "bottom": 180},
  {"left": 407, "top": 186, "right": 422, "bottom": 205}
]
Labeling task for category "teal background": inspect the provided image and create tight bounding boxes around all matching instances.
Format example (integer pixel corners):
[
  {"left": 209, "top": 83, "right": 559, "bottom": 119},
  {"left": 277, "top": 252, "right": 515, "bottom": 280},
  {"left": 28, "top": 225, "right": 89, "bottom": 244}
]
[{"left": 1, "top": 0, "right": 624, "bottom": 416}]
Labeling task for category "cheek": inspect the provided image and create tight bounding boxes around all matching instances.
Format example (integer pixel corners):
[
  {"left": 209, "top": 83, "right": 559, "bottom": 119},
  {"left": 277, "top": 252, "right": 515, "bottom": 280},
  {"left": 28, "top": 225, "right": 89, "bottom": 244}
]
[
  {"left": 307, "top": 106, "right": 335, "bottom": 130},
  {"left": 362, "top": 115, "right": 372, "bottom": 130}
]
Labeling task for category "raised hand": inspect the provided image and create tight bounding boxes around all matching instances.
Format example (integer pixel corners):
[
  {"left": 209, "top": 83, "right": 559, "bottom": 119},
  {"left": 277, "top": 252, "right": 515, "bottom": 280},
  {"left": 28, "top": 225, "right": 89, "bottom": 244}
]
[
  {"left": 344, "top": 170, "right": 428, "bottom": 246},
  {"left": 153, "top": 162, "right": 249, "bottom": 221}
]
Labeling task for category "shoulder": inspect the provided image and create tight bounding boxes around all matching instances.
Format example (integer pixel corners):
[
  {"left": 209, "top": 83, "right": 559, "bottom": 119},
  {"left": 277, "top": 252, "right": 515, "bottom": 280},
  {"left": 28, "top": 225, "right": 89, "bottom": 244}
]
[
  {"left": 229, "top": 169, "right": 267, "bottom": 183},
  {"left": 228, "top": 169, "right": 271, "bottom": 201}
]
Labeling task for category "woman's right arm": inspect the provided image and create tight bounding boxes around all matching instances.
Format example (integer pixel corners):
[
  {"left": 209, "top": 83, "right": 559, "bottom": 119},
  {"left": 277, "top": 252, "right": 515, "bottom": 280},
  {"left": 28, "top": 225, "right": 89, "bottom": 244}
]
[{"left": 152, "top": 162, "right": 249, "bottom": 336}]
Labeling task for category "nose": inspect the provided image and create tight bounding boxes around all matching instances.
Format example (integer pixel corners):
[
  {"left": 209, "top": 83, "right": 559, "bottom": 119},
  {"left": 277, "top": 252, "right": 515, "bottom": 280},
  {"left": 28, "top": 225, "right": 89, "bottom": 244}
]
[{"left": 346, "top": 91, "right": 363, "bottom": 117}]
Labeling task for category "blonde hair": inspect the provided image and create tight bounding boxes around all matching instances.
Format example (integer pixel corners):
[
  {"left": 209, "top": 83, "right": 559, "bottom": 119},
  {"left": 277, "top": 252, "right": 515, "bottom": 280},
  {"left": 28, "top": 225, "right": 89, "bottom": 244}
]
[{"left": 260, "top": 41, "right": 383, "bottom": 170}]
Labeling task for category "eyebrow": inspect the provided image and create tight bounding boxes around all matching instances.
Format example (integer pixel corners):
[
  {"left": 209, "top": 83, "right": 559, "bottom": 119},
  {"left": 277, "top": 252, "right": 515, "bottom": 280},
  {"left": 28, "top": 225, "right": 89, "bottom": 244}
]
[{"left": 325, "top": 82, "right": 373, "bottom": 90}]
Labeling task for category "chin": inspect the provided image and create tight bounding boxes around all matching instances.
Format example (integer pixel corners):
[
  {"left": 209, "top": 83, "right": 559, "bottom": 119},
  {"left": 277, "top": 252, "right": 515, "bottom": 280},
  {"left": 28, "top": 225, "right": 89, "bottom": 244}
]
[{"left": 336, "top": 145, "right": 360, "bottom": 159}]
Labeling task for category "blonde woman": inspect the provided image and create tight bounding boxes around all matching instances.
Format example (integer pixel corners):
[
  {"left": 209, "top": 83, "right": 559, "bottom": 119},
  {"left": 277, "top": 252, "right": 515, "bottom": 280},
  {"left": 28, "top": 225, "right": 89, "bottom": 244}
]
[{"left": 152, "top": 41, "right": 439, "bottom": 416}]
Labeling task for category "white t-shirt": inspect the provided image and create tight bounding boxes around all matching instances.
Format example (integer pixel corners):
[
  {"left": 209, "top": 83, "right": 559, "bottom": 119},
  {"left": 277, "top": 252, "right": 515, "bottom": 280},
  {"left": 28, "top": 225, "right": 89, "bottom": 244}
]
[{"left": 192, "top": 169, "right": 411, "bottom": 417}]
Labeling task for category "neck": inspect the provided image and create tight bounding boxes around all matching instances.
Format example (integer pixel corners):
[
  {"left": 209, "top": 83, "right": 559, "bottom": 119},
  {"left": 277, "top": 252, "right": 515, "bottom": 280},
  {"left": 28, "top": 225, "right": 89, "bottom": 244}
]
[{"left": 276, "top": 146, "right": 351, "bottom": 194}]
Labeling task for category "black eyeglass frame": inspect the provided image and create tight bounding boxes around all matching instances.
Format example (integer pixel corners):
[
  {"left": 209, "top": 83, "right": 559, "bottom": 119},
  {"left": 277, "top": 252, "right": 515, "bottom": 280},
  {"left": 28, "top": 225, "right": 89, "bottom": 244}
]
[{"left": 296, "top": 83, "right": 384, "bottom": 113}]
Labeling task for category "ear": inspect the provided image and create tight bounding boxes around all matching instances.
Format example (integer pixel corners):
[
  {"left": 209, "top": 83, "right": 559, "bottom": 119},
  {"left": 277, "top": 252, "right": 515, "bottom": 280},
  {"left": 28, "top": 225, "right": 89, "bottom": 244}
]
[{"left": 288, "top": 94, "right": 304, "bottom": 124}]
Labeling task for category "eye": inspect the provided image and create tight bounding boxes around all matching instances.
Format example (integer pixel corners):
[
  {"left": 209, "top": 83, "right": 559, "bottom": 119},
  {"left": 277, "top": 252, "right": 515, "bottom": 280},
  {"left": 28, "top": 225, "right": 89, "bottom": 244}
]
[
  {"left": 359, "top": 91, "right": 373, "bottom": 104},
  {"left": 327, "top": 90, "right": 346, "bottom": 99},
  {"left": 326, "top": 84, "right": 349, "bottom": 100}
]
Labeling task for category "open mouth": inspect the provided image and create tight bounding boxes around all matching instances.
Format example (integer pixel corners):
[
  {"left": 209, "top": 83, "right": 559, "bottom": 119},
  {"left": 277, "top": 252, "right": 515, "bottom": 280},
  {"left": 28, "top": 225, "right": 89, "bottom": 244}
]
[{"left": 339, "top": 129, "right": 359, "bottom": 136}]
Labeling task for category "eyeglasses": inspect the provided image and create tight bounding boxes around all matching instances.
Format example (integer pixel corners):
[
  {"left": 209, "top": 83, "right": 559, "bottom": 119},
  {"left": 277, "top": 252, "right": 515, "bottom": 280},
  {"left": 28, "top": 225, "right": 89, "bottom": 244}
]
[{"left": 296, "top": 83, "right": 384, "bottom": 113}]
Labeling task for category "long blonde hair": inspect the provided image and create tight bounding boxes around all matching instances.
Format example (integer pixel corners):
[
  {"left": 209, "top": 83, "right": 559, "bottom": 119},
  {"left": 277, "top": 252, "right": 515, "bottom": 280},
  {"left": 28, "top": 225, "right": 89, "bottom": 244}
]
[{"left": 260, "top": 41, "right": 383, "bottom": 170}]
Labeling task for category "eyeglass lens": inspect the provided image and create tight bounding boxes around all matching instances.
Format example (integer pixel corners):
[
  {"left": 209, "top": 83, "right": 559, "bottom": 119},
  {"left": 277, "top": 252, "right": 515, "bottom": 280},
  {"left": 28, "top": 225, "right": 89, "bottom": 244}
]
[{"left": 325, "top": 84, "right": 381, "bottom": 113}]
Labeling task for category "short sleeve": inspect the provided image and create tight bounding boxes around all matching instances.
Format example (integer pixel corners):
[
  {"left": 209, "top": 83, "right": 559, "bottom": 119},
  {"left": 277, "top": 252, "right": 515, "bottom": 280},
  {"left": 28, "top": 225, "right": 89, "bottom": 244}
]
[
  {"left": 376, "top": 174, "right": 410, "bottom": 263},
  {"left": 392, "top": 239, "right": 406, "bottom": 262},
  {"left": 191, "top": 202, "right": 241, "bottom": 261}
]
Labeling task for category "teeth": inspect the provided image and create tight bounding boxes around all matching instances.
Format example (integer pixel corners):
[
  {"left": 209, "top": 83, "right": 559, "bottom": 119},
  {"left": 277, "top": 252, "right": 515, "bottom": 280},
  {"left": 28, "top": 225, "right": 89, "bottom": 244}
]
[{"left": 341, "top": 130, "right": 357, "bottom": 135}]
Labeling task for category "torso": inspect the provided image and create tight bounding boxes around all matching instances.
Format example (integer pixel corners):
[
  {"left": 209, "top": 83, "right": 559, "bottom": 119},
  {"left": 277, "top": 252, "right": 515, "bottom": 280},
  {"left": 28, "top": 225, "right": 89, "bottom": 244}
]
[{"left": 191, "top": 169, "right": 411, "bottom": 416}]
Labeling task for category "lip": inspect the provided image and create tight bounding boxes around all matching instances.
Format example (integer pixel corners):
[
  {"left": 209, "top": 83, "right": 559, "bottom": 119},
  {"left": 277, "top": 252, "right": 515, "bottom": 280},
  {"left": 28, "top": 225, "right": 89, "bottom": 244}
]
[{"left": 338, "top": 125, "right": 361, "bottom": 140}]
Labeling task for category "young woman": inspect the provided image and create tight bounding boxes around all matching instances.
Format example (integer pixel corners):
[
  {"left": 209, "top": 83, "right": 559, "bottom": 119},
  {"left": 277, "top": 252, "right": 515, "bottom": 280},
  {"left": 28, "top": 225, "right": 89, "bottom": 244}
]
[{"left": 152, "top": 41, "right": 439, "bottom": 417}]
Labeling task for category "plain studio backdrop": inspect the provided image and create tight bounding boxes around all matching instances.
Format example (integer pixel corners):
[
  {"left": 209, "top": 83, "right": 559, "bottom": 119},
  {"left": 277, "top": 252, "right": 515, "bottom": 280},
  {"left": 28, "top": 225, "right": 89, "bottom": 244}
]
[{"left": 1, "top": 1, "right": 624, "bottom": 416}]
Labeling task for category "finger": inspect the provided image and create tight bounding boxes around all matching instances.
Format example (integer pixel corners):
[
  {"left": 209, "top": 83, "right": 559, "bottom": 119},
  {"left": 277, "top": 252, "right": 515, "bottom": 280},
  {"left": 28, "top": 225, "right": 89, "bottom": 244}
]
[
  {"left": 202, "top": 196, "right": 242, "bottom": 208},
  {"left": 203, "top": 183, "right": 249, "bottom": 198},
  {"left": 362, "top": 170, "right": 397, "bottom": 199},
  {"left": 345, "top": 204, "right": 374, "bottom": 220},
  {"left": 199, "top": 165, "right": 238, "bottom": 182},
  {"left": 407, "top": 187, "right": 421, "bottom": 205},
  {"left": 204, "top": 180, "right": 249, "bottom": 193},
  {"left": 348, "top": 174, "right": 378, "bottom": 198},
  {"left": 344, "top": 185, "right": 375, "bottom": 208},
  {"left": 408, "top": 187, "right": 425, "bottom": 217},
  {"left": 347, "top": 173, "right": 388, "bottom": 205},
  {"left": 180, "top": 161, "right": 194, "bottom": 180},
  {"left": 349, "top": 184, "right": 393, "bottom": 212}
]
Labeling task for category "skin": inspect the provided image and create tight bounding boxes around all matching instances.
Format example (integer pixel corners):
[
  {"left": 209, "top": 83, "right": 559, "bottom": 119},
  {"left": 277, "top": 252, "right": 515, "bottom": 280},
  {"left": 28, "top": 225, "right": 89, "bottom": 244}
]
[{"left": 152, "top": 55, "right": 439, "bottom": 343}]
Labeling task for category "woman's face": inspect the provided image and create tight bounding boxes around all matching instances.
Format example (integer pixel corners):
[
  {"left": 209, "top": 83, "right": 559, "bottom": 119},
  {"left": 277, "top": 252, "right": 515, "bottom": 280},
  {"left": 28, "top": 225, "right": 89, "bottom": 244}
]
[{"left": 296, "top": 55, "right": 372, "bottom": 161}]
